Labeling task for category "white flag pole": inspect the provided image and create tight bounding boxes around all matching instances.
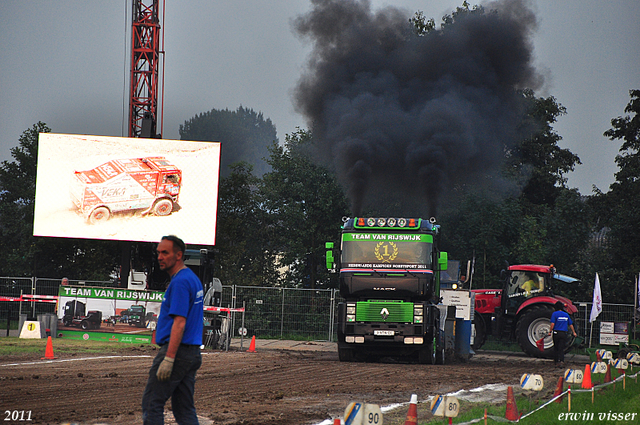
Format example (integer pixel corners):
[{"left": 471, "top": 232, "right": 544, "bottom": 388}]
[{"left": 589, "top": 273, "right": 603, "bottom": 348}]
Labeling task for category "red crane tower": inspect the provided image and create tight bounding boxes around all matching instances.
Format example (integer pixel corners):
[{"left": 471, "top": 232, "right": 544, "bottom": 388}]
[{"left": 129, "top": 0, "right": 164, "bottom": 138}]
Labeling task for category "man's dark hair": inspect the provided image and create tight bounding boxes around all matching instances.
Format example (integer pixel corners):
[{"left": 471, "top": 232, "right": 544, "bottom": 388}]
[
  {"left": 554, "top": 301, "right": 564, "bottom": 311},
  {"left": 161, "top": 235, "right": 186, "bottom": 254}
]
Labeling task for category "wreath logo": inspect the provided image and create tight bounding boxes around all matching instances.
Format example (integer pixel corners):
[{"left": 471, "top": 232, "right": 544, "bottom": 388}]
[{"left": 374, "top": 242, "right": 398, "bottom": 262}]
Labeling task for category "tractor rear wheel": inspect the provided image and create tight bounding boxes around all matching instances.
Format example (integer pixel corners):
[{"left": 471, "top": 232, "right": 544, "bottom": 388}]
[{"left": 516, "top": 305, "right": 554, "bottom": 358}]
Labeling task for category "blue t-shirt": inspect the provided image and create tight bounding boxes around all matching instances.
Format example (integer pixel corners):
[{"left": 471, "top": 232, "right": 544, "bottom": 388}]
[
  {"left": 156, "top": 267, "right": 204, "bottom": 345},
  {"left": 550, "top": 310, "right": 572, "bottom": 332}
]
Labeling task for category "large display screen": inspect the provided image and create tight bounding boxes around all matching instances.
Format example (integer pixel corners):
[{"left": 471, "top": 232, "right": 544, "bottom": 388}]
[{"left": 34, "top": 133, "right": 220, "bottom": 245}]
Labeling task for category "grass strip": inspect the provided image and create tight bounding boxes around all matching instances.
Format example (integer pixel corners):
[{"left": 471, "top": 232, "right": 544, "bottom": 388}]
[{"left": 420, "top": 371, "right": 640, "bottom": 424}]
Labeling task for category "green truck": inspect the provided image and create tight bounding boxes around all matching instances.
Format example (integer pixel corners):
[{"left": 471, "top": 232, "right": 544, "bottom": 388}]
[{"left": 327, "top": 217, "right": 449, "bottom": 363}]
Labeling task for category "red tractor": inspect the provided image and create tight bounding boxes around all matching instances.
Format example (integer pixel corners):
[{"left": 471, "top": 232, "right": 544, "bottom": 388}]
[{"left": 471, "top": 264, "right": 579, "bottom": 358}]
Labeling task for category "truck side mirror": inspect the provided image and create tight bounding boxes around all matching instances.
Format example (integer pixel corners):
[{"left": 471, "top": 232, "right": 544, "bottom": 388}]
[
  {"left": 439, "top": 252, "right": 448, "bottom": 271},
  {"left": 325, "top": 242, "right": 334, "bottom": 270}
]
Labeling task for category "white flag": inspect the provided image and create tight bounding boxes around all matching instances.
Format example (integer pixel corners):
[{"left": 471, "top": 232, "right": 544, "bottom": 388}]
[{"left": 589, "top": 273, "right": 602, "bottom": 323}]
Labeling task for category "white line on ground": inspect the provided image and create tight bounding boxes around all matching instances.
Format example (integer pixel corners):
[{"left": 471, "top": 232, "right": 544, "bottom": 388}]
[{"left": 0, "top": 355, "right": 153, "bottom": 367}]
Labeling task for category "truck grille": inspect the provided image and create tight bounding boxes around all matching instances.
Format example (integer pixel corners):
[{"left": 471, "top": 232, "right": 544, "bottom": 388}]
[{"left": 355, "top": 301, "right": 413, "bottom": 322}]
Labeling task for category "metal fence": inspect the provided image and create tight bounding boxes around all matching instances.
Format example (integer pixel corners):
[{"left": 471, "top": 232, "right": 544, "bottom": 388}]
[
  {"left": 220, "top": 286, "right": 341, "bottom": 341},
  {"left": 2, "top": 277, "right": 638, "bottom": 344},
  {"left": 573, "top": 301, "right": 639, "bottom": 346},
  {"left": 0, "top": 277, "right": 113, "bottom": 329}
]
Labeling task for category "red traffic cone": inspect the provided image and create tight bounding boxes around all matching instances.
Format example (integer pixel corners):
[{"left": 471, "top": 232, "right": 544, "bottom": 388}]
[
  {"left": 248, "top": 335, "right": 256, "bottom": 353},
  {"left": 581, "top": 364, "right": 592, "bottom": 389},
  {"left": 604, "top": 363, "right": 612, "bottom": 383},
  {"left": 404, "top": 394, "right": 418, "bottom": 425},
  {"left": 333, "top": 419, "right": 341, "bottom": 425},
  {"left": 41, "top": 336, "right": 57, "bottom": 360},
  {"left": 505, "top": 386, "right": 519, "bottom": 421},
  {"left": 553, "top": 376, "right": 564, "bottom": 403}
]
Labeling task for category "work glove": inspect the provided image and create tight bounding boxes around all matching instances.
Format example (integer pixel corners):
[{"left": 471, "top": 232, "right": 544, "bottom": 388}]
[{"left": 156, "top": 356, "right": 175, "bottom": 381}]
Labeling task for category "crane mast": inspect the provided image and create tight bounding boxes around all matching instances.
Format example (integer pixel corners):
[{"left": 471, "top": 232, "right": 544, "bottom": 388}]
[{"left": 129, "top": 0, "right": 163, "bottom": 138}]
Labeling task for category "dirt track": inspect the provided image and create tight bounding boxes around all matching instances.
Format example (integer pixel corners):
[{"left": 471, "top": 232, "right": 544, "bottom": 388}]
[{"left": 0, "top": 344, "right": 584, "bottom": 425}]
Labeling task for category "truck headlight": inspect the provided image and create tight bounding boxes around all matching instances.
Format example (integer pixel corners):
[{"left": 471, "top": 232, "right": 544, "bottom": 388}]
[
  {"left": 347, "top": 314, "right": 356, "bottom": 322},
  {"left": 414, "top": 306, "right": 423, "bottom": 323},
  {"left": 347, "top": 306, "right": 356, "bottom": 315}
]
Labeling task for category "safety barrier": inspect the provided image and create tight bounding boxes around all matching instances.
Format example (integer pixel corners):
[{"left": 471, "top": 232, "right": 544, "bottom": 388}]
[{"left": 445, "top": 369, "right": 639, "bottom": 424}]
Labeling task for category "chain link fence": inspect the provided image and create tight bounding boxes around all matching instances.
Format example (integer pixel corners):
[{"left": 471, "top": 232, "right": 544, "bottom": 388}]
[
  {"left": 220, "top": 286, "right": 341, "bottom": 341},
  {"left": 2, "top": 277, "right": 638, "bottom": 344},
  {"left": 573, "top": 301, "right": 639, "bottom": 346}
]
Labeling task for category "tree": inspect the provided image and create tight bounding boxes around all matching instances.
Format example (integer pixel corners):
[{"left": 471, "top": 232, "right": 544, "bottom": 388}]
[
  {"left": 213, "top": 162, "right": 280, "bottom": 286},
  {"left": 0, "top": 122, "right": 47, "bottom": 275},
  {"left": 0, "top": 123, "right": 120, "bottom": 279},
  {"left": 506, "top": 90, "right": 581, "bottom": 208},
  {"left": 597, "top": 90, "right": 640, "bottom": 280},
  {"left": 259, "top": 129, "right": 350, "bottom": 288},
  {"left": 179, "top": 106, "right": 277, "bottom": 177}
]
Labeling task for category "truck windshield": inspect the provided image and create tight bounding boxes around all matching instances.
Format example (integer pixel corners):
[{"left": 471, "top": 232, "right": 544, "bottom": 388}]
[{"left": 341, "top": 233, "right": 432, "bottom": 269}]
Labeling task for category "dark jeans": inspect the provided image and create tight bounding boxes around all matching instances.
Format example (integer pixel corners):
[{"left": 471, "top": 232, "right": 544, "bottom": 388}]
[
  {"left": 552, "top": 330, "right": 568, "bottom": 363},
  {"left": 142, "top": 343, "right": 202, "bottom": 425}
]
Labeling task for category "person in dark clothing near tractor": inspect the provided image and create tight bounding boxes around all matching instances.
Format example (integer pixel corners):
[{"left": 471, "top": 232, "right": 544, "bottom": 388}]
[{"left": 549, "top": 301, "right": 577, "bottom": 365}]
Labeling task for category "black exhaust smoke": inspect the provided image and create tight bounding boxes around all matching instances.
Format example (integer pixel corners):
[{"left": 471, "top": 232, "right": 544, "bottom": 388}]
[{"left": 293, "top": 0, "right": 542, "bottom": 216}]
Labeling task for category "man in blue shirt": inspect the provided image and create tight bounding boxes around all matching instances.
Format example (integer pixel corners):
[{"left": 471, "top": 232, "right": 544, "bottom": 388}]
[
  {"left": 549, "top": 301, "right": 577, "bottom": 365},
  {"left": 142, "top": 235, "right": 204, "bottom": 425}
]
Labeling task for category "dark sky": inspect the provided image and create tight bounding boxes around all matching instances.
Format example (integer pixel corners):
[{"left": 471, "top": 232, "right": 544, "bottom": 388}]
[{"left": 1, "top": 0, "right": 639, "bottom": 195}]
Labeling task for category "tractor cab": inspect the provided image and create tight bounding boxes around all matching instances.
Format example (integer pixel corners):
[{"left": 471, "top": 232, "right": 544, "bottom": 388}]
[{"left": 503, "top": 269, "right": 548, "bottom": 315}]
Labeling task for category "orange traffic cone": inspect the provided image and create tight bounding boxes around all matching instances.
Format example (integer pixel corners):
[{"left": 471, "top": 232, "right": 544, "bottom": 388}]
[
  {"left": 553, "top": 376, "right": 564, "bottom": 403},
  {"left": 248, "top": 335, "right": 256, "bottom": 353},
  {"left": 604, "top": 363, "right": 612, "bottom": 383},
  {"left": 41, "top": 336, "right": 57, "bottom": 360},
  {"left": 581, "top": 364, "right": 592, "bottom": 389},
  {"left": 404, "top": 394, "right": 418, "bottom": 425},
  {"left": 505, "top": 386, "right": 519, "bottom": 421},
  {"left": 333, "top": 419, "right": 341, "bottom": 425}
]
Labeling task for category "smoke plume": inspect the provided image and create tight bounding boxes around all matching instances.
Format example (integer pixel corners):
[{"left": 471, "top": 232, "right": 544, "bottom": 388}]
[{"left": 293, "top": 0, "right": 541, "bottom": 217}]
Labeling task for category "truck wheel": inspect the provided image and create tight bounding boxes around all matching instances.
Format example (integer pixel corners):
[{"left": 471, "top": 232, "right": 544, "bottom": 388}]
[
  {"left": 516, "top": 305, "right": 554, "bottom": 358},
  {"left": 89, "top": 207, "right": 110, "bottom": 223},
  {"left": 418, "top": 340, "right": 436, "bottom": 364},
  {"left": 436, "top": 342, "right": 446, "bottom": 365},
  {"left": 338, "top": 345, "right": 356, "bottom": 362},
  {"left": 153, "top": 199, "right": 173, "bottom": 216},
  {"left": 81, "top": 320, "right": 90, "bottom": 330},
  {"left": 472, "top": 314, "right": 487, "bottom": 351}
]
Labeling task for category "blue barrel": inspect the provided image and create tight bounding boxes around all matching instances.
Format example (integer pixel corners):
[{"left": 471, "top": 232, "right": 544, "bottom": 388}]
[{"left": 455, "top": 318, "right": 472, "bottom": 359}]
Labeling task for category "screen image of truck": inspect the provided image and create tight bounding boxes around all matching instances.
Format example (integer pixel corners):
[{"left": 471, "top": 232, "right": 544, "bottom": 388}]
[{"left": 70, "top": 157, "right": 182, "bottom": 223}]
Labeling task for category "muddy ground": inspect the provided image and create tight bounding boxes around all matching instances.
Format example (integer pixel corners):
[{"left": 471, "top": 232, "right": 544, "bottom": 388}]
[{"left": 0, "top": 344, "right": 584, "bottom": 425}]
